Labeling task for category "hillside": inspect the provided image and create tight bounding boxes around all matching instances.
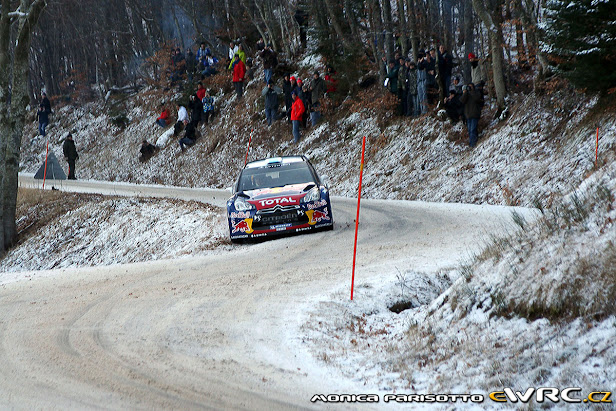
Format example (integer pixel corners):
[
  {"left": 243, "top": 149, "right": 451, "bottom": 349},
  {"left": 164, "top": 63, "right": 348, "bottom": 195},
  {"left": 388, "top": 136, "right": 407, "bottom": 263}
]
[
  {"left": 13, "top": 63, "right": 616, "bottom": 403},
  {"left": 20, "top": 73, "right": 615, "bottom": 210}
]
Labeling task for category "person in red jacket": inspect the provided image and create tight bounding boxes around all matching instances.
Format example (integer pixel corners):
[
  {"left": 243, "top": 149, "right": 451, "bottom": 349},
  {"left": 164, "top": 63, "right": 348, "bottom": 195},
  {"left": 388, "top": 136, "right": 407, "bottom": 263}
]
[
  {"left": 290, "top": 91, "right": 305, "bottom": 143},
  {"left": 156, "top": 105, "right": 170, "bottom": 127},
  {"left": 196, "top": 82, "right": 206, "bottom": 101},
  {"left": 231, "top": 53, "right": 246, "bottom": 99}
]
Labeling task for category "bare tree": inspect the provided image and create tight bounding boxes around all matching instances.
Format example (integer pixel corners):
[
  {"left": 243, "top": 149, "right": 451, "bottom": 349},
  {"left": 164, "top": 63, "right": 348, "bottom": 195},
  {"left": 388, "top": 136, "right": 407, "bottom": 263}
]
[
  {"left": 472, "top": 0, "right": 507, "bottom": 112},
  {"left": 1, "top": 0, "right": 47, "bottom": 253}
]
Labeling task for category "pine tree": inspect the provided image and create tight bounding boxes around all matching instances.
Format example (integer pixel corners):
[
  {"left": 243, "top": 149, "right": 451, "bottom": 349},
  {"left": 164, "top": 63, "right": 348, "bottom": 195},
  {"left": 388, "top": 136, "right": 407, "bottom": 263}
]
[{"left": 544, "top": 0, "right": 616, "bottom": 91}]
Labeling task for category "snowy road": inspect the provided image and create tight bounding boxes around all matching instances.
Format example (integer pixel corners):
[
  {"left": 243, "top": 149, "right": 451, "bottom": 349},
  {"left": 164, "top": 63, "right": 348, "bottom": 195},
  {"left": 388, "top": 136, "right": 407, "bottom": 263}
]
[{"left": 1, "top": 176, "right": 538, "bottom": 409}]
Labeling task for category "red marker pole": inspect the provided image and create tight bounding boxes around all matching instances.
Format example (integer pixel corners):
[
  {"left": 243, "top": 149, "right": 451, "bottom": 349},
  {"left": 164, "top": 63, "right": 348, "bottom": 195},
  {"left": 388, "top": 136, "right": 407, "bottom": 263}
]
[
  {"left": 42, "top": 140, "right": 49, "bottom": 189},
  {"left": 244, "top": 129, "right": 253, "bottom": 167},
  {"left": 595, "top": 127, "right": 599, "bottom": 168},
  {"left": 351, "top": 136, "right": 366, "bottom": 301}
]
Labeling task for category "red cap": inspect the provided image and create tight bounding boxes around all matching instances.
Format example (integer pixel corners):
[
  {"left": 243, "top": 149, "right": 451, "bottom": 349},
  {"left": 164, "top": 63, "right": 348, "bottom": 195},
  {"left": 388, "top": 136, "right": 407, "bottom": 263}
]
[
  {"left": 468, "top": 52, "right": 476, "bottom": 60},
  {"left": 290, "top": 76, "right": 296, "bottom": 81},
  {"left": 297, "top": 78, "right": 303, "bottom": 84}
]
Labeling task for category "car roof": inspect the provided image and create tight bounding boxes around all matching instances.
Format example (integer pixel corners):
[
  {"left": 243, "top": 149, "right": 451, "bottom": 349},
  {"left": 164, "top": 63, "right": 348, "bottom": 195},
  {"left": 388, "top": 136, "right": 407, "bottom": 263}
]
[{"left": 244, "top": 156, "right": 306, "bottom": 169}]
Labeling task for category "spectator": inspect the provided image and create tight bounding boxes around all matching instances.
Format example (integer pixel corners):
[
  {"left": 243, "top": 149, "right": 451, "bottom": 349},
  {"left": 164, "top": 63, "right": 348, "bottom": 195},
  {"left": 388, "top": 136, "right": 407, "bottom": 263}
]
[
  {"left": 416, "top": 53, "right": 429, "bottom": 115},
  {"left": 299, "top": 81, "right": 311, "bottom": 129},
  {"left": 139, "top": 139, "right": 158, "bottom": 162},
  {"left": 397, "top": 57, "right": 408, "bottom": 116},
  {"left": 283, "top": 74, "right": 293, "bottom": 121},
  {"left": 196, "top": 83, "right": 206, "bottom": 101},
  {"left": 263, "top": 80, "right": 280, "bottom": 126},
  {"left": 290, "top": 91, "right": 305, "bottom": 143},
  {"left": 174, "top": 103, "right": 188, "bottom": 136},
  {"left": 179, "top": 122, "right": 198, "bottom": 152},
  {"left": 62, "top": 133, "right": 79, "bottom": 180},
  {"left": 201, "top": 49, "right": 219, "bottom": 77},
  {"left": 37, "top": 105, "right": 49, "bottom": 137},
  {"left": 426, "top": 49, "right": 437, "bottom": 104},
  {"left": 460, "top": 82, "right": 484, "bottom": 147},
  {"left": 156, "top": 104, "right": 170, "bottom": 127},
  {"left": 228, "top": 44, "right": 246, "bottom": 69},
  {"left": 443, "top": 90, "right": 463, "bottom": 123},
  {"left": 324, "top": 65, "right": 337, "bottom": 93},
  {"left": 202, "top": 89, "right": 215, "bottom": 124},
  {"left": 188, "top": 94, "right": 203, "bottom": 127},
  {"left": 245, "top": 57, "right": 254, "bottom": 82},
  {"left": 406, "top": 60, "right": 418, "bottom": 117},
  {"left": 231, "top": 53, "right": 246, "bottom": 99},
  {"left": 228, "top": 41, "right": 239, "bottom": 64},
  {"left": 255, "top": 37, "right": 265, "bottom": 53},
  {"left": 438, "top": 45, "right": 454, "bottom": 95},
  {"left": 196, "top": 43, "right": 209, "bottom": 71},
  {"left": 385, "top": 60, "right": 399, "bottom": 95},
  {"left": 40, "top": 91, "right": 52, "bottom": 114},
  {"left": 468, "top": 53, "right": 487, "bottom": 89},
  {"left": 309, "top": 70, "right": 326, "bottom": 126},
  {"left": 186, "top": 48, "right": 196, "bottom": 82},
  {"left": 261, "top": 44, "right": 278, "bottom": 84},
  {"left": 450, "top": 76, "right": 463, "bottom": 95}
]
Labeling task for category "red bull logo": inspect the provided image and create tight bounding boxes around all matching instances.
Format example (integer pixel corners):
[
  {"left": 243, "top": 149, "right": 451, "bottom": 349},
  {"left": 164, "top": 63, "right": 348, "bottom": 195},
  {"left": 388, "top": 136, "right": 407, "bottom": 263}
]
[
  {"left": 306, "top": 209, "right": 330, "bottom": 225},
  {"left": 232, "top": 218, "right": 254, "bottom": 234}
]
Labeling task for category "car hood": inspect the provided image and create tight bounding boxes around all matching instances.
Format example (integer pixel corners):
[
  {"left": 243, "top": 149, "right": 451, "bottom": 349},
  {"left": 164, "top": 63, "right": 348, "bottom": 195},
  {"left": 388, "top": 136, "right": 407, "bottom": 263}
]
[{"left": 242, "top": 183, "right": 315, "bottom": 210}]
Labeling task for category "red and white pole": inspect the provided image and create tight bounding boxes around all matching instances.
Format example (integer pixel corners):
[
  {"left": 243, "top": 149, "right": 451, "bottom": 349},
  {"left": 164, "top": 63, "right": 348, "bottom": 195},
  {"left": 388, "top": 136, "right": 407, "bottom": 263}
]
[
  {"left": 351, "top": 136, "right": 366, "bottom": 301},
  {"left": 244, "top": 129, "right": 253, "bottom": 167},
  {"left": 42, "top": 140, "right": 49, "bottom": 189}
]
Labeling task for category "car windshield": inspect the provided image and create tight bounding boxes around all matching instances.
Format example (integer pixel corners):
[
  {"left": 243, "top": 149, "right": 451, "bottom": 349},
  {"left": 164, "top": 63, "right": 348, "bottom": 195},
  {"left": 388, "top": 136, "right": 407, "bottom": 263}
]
[{"left": 238, "top": 162, "right": 316, "bottom": 191}]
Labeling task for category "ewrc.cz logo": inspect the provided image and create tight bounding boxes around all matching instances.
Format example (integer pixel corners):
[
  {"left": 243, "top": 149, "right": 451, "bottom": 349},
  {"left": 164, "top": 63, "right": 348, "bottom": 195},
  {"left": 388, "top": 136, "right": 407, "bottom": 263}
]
[
  {"left": 310, "top": 389, "right": 612, "bottom": 404},
  {"left": 489, "top": 388, "right": 612, "bottom": 404}
]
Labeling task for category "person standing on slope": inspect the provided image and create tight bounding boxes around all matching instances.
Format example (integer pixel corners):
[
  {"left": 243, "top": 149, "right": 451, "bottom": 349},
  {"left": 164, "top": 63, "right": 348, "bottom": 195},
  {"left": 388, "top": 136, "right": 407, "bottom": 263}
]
[{"left": 63, "top": 133, "right": 79, "bottom": 180}]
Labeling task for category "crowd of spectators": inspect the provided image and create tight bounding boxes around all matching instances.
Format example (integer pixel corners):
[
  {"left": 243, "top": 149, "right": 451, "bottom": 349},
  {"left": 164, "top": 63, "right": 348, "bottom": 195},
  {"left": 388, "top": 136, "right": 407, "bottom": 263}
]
[
  {"left": 383, "top": 44, "right": 487, "bottom": 147},
  {"left": 142, "top": 36, "right": 340, "bottom": 158}
]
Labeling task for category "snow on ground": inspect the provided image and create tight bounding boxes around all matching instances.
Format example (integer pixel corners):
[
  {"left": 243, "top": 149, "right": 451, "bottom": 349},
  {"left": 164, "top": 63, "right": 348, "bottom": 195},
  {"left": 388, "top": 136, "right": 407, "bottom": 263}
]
[
  {"left": 0, "top": 196, "right": 229, "bottom": 280},
  {"left": 300, "top": 154, "right": 616, "bottom": 404}
]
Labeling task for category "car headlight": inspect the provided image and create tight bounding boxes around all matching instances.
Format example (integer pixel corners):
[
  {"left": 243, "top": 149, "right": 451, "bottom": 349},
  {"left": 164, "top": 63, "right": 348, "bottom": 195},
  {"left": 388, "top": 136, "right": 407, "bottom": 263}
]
[
  {"left": 234, "top": 196, "right": 253, "bottom": 211},
  {"left": 303, "top": 186, "right": 321, "bottom": 203}
]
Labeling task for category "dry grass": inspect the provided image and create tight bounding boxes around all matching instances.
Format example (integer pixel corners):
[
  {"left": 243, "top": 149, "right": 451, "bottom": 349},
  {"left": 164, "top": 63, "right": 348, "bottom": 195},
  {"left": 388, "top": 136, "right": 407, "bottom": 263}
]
[{"left": 15, "top": 189, "right": 107, "bottom": 247}]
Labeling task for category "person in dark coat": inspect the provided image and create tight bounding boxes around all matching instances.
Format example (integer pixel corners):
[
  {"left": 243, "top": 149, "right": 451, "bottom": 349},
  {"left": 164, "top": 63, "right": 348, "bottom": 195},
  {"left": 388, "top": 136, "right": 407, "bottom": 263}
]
[
  {"left": 309, "top": 71, "right": 326, "bottom": 126},
  {"left": 264, "top": 81, "right": 279, "bottom": 126},
  {"left": 179, "top": 122, "right": 198, "bottom": 152},
  {"left": 62, "top": 133, "right": 79, "bottom": 180},
  {"left": 188, "top": 94, "right": 203, "bottom": 127},
  {"left": 460, "top": 83, "right": 484, "bottom": 147},
  {"left": 260, "top": 44, "right": 278, "bottom": 85},
  {"left": 139, "top": 139, "right": 158, "bottom": 162},
  {"left": 40, "top": 92, "right": 51, "bottom": 114},
  {"left": 37, "top": 105, "right": 49, "bottom": 137},
  {"left": 282, "top": 74, "right": 293, "bottom": 121},
  {"left": 443, "top": 90, "right": 463, "bottom": 123}
]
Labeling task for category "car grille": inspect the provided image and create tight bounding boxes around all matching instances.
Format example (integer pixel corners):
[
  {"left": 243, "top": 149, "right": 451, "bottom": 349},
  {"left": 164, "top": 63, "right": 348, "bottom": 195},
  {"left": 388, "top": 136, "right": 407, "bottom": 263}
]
[{"left": 253, "top": 210, "right": 308, "bottom": 229}]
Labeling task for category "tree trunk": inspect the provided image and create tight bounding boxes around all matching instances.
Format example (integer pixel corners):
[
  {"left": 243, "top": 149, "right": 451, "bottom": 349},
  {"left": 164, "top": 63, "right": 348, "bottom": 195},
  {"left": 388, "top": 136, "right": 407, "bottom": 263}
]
[
  {"left": 462, "top": 0, "right": 474, "bottom": 83},
  {"left": 405, "top": 0, "right": 418, "bottom": 62},
  {"left": 381, "top": 0, "right": 394, "bottom": 62},
  {"left": 1, "top": 0, "right": 47, "bottom": 250},
  {"left": 396, "top": 0, "right": 408, "bottom": 55},
  {"left": 323, "top": 0, "right": 353, "bottom": 52},
  {"left": 471, "top": 0, "right": 507, "bottom": 112}
]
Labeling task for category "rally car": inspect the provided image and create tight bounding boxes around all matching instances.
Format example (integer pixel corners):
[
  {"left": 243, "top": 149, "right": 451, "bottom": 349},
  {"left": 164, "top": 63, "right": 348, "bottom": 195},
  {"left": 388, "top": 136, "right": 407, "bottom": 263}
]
[{"left": 227, "top": 156, "right": 333, "bottom": 242}]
